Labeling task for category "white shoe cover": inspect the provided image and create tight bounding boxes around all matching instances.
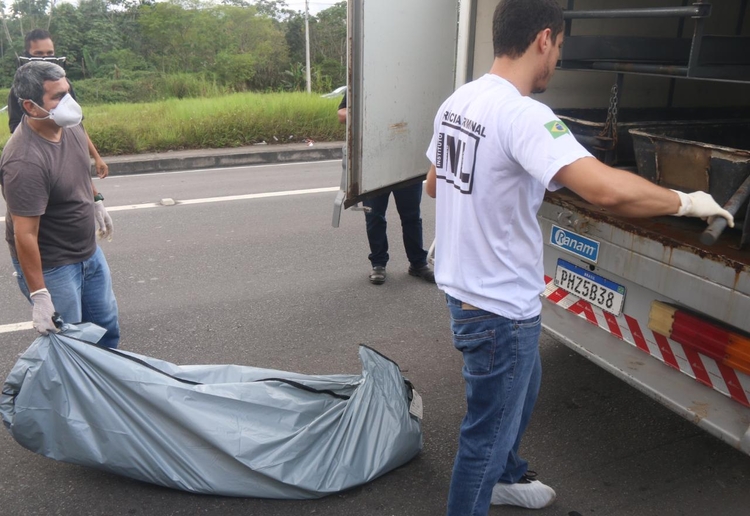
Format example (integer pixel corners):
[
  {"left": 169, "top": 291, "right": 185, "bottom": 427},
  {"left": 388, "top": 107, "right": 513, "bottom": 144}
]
[{"left": 490, "top": 478, "right": 556, "bottom": 509}]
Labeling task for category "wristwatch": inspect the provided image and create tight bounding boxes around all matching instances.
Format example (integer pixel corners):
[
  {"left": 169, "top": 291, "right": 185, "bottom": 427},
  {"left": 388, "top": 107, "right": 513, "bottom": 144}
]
[{"left": 94, "top": 193, "right": 104, "bottom": 202}]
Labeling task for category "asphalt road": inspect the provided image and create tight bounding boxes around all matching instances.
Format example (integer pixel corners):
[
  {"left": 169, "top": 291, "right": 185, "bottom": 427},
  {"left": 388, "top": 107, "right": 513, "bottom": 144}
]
[{"left": 1, "top": 161, "right": 750, "bottom": 516}]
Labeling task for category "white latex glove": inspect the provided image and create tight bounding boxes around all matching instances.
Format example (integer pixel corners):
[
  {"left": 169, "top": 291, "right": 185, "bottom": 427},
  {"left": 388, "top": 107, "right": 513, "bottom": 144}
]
[
  {"left": 94, "top": 200, "right": 114, "bottom": 241},
  {"left": 30, "top": 289, "right": 58, "bottom": 335},
  {"left": 672, "top": 190, "right": 735, "bottom": 227}
]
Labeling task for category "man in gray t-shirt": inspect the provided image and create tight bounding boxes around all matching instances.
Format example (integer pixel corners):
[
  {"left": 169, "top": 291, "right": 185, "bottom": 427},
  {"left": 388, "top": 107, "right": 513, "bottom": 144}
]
[{"left": 0, "top": 61, "right": 119, "bottom": 348}]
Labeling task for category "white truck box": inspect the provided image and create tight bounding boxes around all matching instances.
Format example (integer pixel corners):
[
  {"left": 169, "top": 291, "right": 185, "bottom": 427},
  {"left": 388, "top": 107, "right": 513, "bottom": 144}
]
[{"left": 336, "top": 0, "right": 750, "bottom": 454}]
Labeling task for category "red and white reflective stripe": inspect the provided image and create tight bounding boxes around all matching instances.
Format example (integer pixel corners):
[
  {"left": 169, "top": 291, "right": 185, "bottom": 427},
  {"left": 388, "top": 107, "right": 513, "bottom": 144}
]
[{"left": 543, "top": 276, "right": 750, "bottom": 408}]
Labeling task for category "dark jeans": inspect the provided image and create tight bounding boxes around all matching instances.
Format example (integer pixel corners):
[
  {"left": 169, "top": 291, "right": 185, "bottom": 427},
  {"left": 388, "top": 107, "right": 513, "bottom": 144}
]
[
  {"left": 444, "top": 294, "right": 542, "bottom": 515},
  {"left": 363, "top": 182, "right": 427, "bottom": 268}
]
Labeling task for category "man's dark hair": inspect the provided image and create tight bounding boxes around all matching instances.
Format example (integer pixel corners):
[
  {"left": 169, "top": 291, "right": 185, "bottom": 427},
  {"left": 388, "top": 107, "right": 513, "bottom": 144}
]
[
  {"left": 493, "top": 0, "right": 564, "bottom": 58},
  {"left": 14, "top": 61, "right": 66, "bottom": 111},
  {"left": 24, "top": 28, "right": 53, "bottom": 53}
]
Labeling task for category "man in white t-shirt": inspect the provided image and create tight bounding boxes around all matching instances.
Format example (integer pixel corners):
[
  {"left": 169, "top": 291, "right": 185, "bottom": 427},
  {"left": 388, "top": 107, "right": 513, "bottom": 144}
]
[{"left": 425, "top": 1, "right": 733, "bottom": 514}]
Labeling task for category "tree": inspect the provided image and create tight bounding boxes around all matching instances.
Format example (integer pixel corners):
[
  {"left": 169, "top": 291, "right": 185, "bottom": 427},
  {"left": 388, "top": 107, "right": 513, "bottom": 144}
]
[
  {"left": 279, "top": 2, "right": 346, "bottom": 90},
  {"left": 139, "top": 1, "right": 223, "bottom": 73},
  {"left": 211, "top": 5, "right": 289, "bottom": 89},
  {"left": 312, "top": 1, "right": 345, "bottom": 84},
  {"left": 0, "top": 0, "right": 344, "bottom": 93},
  {"left": 284, "top": 11, "right": 306, "bottom": 66},
  {"left": 10, "top": 0, "right": 51, "bottom": 35},
  {"left": 252, "top": 0, "right": 292, "bottom": 20},
  {"left": 98, "top": 48, "right": 152, "bottom": 74},
  {"left": 77, "top": 0, "right": 123, "bottom": 77}
]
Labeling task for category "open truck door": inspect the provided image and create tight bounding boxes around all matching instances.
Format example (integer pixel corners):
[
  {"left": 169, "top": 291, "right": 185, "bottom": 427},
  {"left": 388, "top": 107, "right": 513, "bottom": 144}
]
[{"left": 332, "top": 0, "right": 464, "bottom": 227}]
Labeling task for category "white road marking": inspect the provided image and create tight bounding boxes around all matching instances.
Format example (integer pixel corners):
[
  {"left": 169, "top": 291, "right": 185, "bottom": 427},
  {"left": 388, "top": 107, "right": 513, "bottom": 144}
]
[
  {"left": 1, "top": 186, "right": 340, "bottom": 221},
  {"left": 100, "top": 159, "right": 341, "bottom": 179},
  {"left": 0, "top": 321, "right": 33, "bottom": 334},
  {"left": 0, "top": 185, "right": 342, "bottom": 333},
  {"left": 177, "top": 187, "right": 339, "bottom": 206}
]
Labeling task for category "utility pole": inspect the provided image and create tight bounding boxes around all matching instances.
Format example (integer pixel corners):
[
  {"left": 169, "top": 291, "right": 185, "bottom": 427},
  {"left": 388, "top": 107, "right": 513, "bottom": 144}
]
[{"left": 304, "top": 0, "right": 312, "bottom": 93}]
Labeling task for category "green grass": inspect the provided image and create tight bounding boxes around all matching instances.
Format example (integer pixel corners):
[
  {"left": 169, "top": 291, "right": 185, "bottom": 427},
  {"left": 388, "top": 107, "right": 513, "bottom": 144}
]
[{"left": 0, "top": 92, "right": 345, "bottom": 156}]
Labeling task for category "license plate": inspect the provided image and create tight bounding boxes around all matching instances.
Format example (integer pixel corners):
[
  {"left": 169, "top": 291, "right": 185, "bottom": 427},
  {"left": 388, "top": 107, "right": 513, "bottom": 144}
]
[{"left": 554, "top": 259, "right": 626, "bottom": 316}]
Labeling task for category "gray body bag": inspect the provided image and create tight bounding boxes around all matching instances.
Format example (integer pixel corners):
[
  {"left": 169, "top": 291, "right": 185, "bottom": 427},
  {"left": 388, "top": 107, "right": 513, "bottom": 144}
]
[{"left": 0, "top": 323, "right": 423, "bottom": 498}]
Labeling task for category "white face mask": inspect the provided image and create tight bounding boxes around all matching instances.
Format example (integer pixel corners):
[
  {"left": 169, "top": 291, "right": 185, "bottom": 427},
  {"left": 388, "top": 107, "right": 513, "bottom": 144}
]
[{"left": 26, "top": 93, "right": 83, "bottom": 128}]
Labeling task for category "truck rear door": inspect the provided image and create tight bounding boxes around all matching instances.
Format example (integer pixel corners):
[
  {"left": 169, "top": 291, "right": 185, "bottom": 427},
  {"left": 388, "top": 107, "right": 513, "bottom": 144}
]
[{"left": 340, "top": 0, "right": 460, "bottom": 209}]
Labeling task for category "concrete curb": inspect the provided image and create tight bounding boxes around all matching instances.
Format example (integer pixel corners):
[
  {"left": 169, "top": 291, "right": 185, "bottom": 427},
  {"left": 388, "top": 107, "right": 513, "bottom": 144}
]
[{"left": 96, "top": 142, "right": 344, "bottom": 176}]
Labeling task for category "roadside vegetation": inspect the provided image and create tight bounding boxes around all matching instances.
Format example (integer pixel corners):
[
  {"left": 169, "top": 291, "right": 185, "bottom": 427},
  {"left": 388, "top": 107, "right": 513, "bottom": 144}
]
[
  {"left": 0, "top": 0, "right": 347, "bottom": 154},
  {"left": 0, "top": 91, "right": 345, "bottom": 155}
]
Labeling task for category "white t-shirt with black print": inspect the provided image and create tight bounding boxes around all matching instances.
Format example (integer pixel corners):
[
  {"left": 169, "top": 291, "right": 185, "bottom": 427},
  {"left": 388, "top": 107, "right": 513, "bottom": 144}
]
[{"left": 426, "top": 74, "right": 592, "bottom": 319}]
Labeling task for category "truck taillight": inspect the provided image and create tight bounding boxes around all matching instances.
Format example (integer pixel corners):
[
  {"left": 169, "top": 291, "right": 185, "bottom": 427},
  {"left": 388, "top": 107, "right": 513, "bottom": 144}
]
[{"left": 648, "top": 301, "right": 750, "bottom": 376}]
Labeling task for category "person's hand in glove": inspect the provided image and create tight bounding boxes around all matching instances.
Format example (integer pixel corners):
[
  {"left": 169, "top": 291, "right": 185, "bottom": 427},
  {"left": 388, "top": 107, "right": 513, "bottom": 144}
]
[
  {"left": 94, "top": 199, "right": 114, "bottom": 241},
  {"left": 30, "top": 288, "right": 58, "bottom": 335},
  {"left": 672, "top": 190, "right": 734, "bottom": 227}
]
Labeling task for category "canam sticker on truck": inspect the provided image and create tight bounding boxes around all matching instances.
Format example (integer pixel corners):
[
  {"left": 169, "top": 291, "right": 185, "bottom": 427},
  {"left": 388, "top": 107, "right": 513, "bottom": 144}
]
[{"left": 550, "top": 225, "right": 599, "bottom": 263}]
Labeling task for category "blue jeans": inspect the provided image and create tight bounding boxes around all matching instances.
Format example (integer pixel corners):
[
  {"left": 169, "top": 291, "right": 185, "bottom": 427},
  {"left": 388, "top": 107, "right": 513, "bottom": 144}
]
[
  {"left": 445, "top": 294, "right": 542, "bottom": 516},
  {"left": 13, "top": 246, "right": 120, "bottom": 349},
  {"left": 363, "top": 182, "right": 427, "bottom": 268}
]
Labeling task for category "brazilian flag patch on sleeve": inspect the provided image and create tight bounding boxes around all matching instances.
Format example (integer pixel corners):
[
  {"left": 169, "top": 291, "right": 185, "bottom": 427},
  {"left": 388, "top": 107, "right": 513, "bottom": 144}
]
[{"left": 544, "top": 120, "right": 570, "bottom": 139}]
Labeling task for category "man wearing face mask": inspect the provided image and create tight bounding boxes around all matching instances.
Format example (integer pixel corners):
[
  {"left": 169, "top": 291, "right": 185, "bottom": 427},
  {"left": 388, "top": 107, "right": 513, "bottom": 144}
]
[
  {"left": 0, "top": 61, "right": 120, "bottom": 348},
  {"left": 7, "top": 29, "right": 111, "bottom": 211},
  {"left": 8, "top": 29, "right": 114, "bottom": 246}
]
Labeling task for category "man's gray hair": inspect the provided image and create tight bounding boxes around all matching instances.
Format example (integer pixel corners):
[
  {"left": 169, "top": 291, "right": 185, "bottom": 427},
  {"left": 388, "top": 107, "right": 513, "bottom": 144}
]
[{"left": 13, "top": 61, "right": 66, "bottom": 111}]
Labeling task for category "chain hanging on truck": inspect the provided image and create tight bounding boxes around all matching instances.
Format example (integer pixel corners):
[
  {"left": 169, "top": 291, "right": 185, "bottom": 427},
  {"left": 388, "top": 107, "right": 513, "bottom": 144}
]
[{"left": 595, "top": 74, "right": 624, "bottom": 165}]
